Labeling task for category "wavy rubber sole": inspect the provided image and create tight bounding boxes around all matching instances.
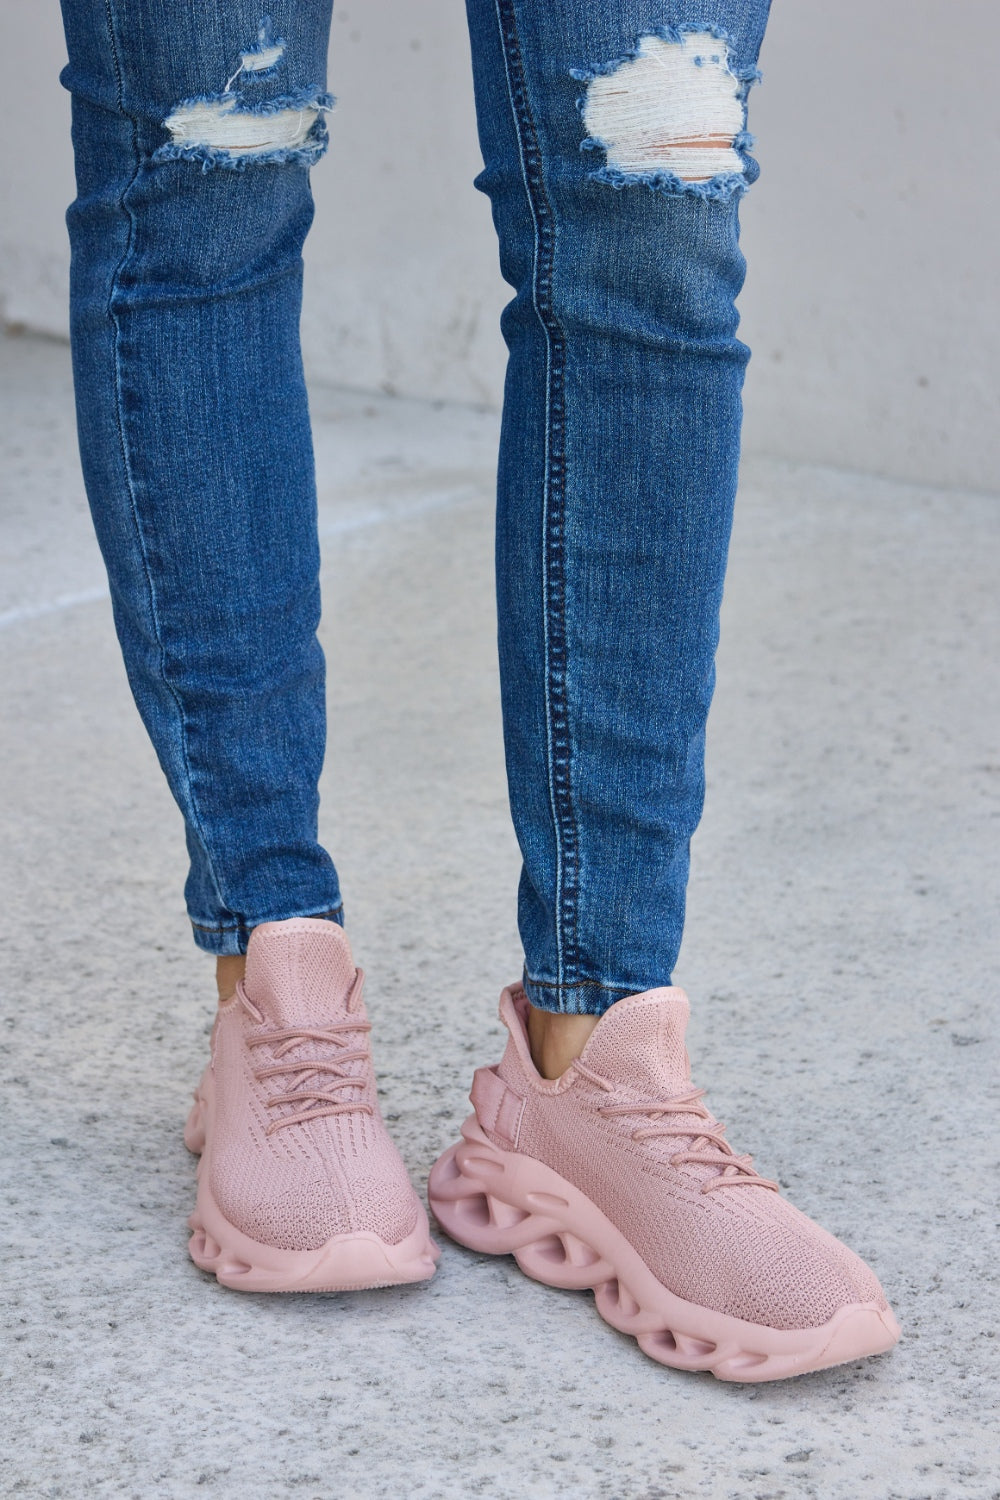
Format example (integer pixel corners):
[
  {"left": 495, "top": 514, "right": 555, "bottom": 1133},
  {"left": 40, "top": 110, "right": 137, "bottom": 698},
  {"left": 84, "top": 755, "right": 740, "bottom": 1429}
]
[
  {"left": 185, "top": 1081, "right": 439, "bottom": 1293},
  {"left": 428, "top": 1116, "right": 900, "bottom": 1383}
]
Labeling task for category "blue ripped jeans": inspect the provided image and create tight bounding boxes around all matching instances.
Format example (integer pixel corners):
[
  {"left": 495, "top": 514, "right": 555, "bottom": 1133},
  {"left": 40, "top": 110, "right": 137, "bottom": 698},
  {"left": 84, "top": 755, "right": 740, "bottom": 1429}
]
[{"left": 59, "top": 0, "right": 771, "bottom": 1014}]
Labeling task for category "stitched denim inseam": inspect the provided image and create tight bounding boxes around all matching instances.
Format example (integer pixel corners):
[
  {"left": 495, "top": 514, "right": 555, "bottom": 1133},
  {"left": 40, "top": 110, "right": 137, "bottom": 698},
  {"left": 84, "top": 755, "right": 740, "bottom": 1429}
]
[{"left": 469, "top": 0, "right": 771, "bottom": 1010}]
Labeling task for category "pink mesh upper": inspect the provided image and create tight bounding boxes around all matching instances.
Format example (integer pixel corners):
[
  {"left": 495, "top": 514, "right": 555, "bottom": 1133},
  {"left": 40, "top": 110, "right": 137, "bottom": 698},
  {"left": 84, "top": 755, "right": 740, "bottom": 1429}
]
[
  {"left": 208, "top": 919, "right": 419, "bottom": 1252},
  {"left": 490, "top": 986, "right": 887, "bottom": 1332}
]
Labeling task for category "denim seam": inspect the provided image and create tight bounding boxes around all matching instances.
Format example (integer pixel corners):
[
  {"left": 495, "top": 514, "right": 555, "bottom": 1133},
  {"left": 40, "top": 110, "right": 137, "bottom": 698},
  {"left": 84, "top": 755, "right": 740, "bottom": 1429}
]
[
  {"left": 523, "top": 972, "right": 637, "bottom": 995},
  {"left": 190, "top": 901, "right": 344, "bottom": 935},
  {"left": 101, "top": 0, "right": 237, "bottom": 933},
  {"left": 492, "top": 0, "right": 580, "bottom": 993},
  {"left": 523, "top": 973, "right": 642, "bottom": 1017}
]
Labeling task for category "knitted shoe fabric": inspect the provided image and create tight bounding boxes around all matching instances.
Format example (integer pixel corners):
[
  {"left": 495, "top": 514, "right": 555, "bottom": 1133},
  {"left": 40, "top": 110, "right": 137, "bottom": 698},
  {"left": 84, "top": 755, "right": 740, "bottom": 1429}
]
[
  {"left": 185, "top": 918, "right": 438, "bottom": 1291},
  {"left": 428, "top": 984, "right": 899, "bottom": 1381}
]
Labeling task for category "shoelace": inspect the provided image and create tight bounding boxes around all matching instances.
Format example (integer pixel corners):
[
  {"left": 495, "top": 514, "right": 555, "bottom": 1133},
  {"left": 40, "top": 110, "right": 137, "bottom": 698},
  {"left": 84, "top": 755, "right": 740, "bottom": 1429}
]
[
  {"left": 239, "top": 968, "right": 375, "bottom": 1134},
  {"left": 573, "top": 1060, "right": 778, "bottom": 1195}
]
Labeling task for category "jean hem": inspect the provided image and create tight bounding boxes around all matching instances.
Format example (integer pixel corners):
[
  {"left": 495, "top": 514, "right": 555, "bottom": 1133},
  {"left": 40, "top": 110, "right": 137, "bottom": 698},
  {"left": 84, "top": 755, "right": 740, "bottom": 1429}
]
[
  {"left": 190, "top": 903, "right": 345, "bottom": 957},
  {"left": 522, "top": 970, "right": 664, "bottom": 1017}
]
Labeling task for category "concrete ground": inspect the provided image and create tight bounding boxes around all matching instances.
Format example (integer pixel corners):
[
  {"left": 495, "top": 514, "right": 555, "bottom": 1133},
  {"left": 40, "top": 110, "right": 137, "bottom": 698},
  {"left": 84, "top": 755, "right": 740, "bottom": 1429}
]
[{"left": 1, "top": 329, "right": 998, "bottom": 1500}]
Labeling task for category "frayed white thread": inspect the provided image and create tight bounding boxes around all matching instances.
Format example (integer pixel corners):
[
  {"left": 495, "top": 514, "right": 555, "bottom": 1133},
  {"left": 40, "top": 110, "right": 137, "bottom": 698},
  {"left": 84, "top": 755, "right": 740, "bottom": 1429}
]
[
  {"left": 239, "top": 42, "right": 284, "bottom": 73},
  {"left": 224, "top": 21, "right": 286, "bottom": 91},
  {"left": 162, "top": 98, "right": 318, "bottom": 156},
  {"left": 583, "top": 31, "right": 744, "bottom": 182},
  {"left": 224, "top": 44, "right": 285, "bottom": 91}
]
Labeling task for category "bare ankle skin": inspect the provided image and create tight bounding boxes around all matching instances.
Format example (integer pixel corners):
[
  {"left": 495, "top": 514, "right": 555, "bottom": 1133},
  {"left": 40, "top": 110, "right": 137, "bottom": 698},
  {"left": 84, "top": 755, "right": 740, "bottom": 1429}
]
[
  {"left": 216, "top": 954, "right": 246, "bottom": 1003},
  {"left": 527, "top": 1004, "right": 600, "bottom": 1080}
]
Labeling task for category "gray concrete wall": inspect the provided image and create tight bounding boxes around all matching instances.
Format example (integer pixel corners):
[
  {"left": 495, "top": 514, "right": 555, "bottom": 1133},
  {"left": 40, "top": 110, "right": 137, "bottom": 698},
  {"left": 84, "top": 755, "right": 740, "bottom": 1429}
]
[{"left": 2, "top": 1, "right": 997, "bottom": 490}]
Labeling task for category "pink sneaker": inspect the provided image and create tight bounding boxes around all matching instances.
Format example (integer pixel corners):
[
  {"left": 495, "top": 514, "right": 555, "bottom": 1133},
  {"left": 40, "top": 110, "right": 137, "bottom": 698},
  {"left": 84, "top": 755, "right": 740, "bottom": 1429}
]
[
  {"left": 429, "top": 984, "right": 900, "bottom": 1381},
  {"left": 185, "top": 918, "right": 438, "bottom": 1292}
]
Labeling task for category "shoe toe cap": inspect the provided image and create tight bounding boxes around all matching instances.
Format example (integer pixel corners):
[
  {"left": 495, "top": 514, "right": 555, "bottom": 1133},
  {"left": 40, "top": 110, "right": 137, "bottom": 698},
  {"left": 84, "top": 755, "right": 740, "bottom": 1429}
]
[
  {"left": 210, "top": 1141, "right": 420, "bottom": 1252},
  {"left": 729, "top": 1198, "right": 891, "bottom": 1331},
  {"left": 214, "top": 1172, "right": 354, "bottom": 1252}
]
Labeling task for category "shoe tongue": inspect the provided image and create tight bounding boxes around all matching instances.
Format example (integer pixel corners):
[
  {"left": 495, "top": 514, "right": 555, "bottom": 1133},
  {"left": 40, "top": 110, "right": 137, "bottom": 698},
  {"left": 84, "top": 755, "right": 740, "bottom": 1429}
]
[
  {"left": 243, "top": 918, "right": 357, "bottom": 1027},
  {"left": 578, "top": 988, "right": 692, "bottom": 1098}
]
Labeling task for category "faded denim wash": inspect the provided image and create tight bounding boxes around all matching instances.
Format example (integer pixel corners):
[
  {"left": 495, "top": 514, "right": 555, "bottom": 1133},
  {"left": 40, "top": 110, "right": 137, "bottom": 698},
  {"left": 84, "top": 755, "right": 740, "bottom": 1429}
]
[{"left": 59, "top": 0, "right": 771, "bottom": 1013}]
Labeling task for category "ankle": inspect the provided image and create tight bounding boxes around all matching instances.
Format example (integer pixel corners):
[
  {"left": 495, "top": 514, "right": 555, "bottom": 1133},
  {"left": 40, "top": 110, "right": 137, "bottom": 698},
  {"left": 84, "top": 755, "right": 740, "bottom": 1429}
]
[
  {"left": 527, "top": 1004, "right": 600, "bottom": 1080},
  {"left": 216, "top": 954, "right": 247, "bottom": 1004}
]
